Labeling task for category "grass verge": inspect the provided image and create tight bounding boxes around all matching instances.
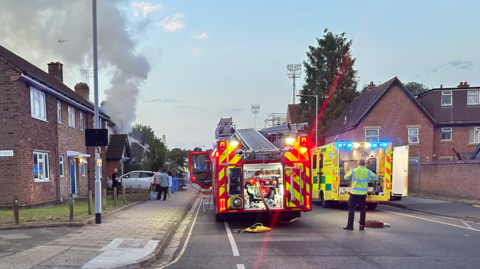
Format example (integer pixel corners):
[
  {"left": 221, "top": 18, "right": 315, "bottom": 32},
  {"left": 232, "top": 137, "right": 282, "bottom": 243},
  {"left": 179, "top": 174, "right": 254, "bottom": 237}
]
[{"left": 0, "top": 192, "right": 150, "bottom": 228}]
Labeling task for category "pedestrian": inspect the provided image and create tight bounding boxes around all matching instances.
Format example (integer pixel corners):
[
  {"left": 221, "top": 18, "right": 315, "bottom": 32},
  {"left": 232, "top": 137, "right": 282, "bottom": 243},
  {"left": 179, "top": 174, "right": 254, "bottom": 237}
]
[
  {"left": 159, "top": 169, "right": 169, "bottom": 201},
  {"left": 343, "top": 159, "right": 377, "bottom": 231},
  {"left": 154, "top": 169, "right": 163, "bottom": 200},
  {"left": 167, "top": 171, "right": 173, "bottom": 200},
  {"left": 111, "top": 168, "right": 120, "bottom": 199}
]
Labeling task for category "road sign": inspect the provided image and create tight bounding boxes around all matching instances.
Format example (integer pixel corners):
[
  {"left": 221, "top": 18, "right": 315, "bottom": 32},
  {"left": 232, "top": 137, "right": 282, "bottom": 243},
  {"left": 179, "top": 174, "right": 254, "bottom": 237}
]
[{"left": 0, "top": 150, "right": 13, "bottom": 157}]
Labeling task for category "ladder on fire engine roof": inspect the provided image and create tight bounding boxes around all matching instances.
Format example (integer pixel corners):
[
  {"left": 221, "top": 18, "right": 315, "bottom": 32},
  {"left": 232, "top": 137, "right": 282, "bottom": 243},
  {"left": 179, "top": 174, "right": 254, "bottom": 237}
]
[{"left": 235, "top": 128, "right": 279, "bottom": 152}]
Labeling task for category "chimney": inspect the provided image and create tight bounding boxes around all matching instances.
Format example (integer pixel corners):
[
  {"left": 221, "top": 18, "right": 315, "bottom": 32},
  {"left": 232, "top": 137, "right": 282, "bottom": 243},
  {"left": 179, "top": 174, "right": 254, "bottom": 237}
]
[
  {"left": 47, "top": 62, "right": 63, "bottom": 82},
  {"left": 458, "top": 81, "right": 469, "bottom": 88},
  {"left": 367, "top": 81, "right": 376, "bottom": 91},
  {"left": 75, "top": 82, "right": 90, "bottom": 101}
]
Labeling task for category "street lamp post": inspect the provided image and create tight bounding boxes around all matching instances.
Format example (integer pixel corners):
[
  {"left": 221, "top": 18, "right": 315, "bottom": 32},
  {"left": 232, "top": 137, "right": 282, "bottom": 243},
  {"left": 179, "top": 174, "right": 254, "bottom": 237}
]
[{"left": 297, "top": 94, "right": 318, "bottom": 148}]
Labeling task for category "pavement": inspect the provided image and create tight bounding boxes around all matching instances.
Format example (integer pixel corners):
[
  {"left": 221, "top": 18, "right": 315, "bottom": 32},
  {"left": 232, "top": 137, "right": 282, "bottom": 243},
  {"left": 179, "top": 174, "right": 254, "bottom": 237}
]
[
  {"left": 0, "top": 186, "right": 200, "bottom": 269},
  {"left": 385, "top": 196, "right": 480, "bottom": 222}
]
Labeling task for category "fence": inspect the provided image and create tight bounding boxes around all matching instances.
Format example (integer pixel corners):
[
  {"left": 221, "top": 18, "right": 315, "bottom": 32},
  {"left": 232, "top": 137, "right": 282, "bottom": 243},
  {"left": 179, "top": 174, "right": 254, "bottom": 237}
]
[{"left": 408, "top": 160, "right": 480, "bottom": 200}]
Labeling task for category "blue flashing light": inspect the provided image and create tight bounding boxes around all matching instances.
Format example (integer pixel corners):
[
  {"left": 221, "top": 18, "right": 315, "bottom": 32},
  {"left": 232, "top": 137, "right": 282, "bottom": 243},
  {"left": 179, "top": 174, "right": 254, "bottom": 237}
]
[
  {"left": 381, "top": 142, "right": 388, "bottom": 147},
  {"left": 372, "top": 143, "right": 378, "bottom": 148},
  {"left": 346, "top": 143, "right": 353, "bottom": 148},
  {"left": 337, "top": 143, "right": 343, "bottom": 148}
]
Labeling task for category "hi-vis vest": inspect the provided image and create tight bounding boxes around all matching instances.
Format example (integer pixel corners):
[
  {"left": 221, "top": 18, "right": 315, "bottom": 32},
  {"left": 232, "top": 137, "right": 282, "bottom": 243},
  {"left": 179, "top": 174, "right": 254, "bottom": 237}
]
[{"left": 344, "top": 166, "right": 377, "bottom": 195}]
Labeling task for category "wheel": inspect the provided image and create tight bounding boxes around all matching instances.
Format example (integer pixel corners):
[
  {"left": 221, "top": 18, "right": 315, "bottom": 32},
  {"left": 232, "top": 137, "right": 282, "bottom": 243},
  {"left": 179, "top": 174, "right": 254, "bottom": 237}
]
[
  {"left": 394, "top": 196, "right": 402, "bottom": 201},
  {"left": 320, "top": 192, "right": 330, "bottom": 208},
  {"left": 215, "top": 213, "right": 226, "bottom": 222},
  {"left": 366, "top": 203, "right": 378, "bottom": 210}
]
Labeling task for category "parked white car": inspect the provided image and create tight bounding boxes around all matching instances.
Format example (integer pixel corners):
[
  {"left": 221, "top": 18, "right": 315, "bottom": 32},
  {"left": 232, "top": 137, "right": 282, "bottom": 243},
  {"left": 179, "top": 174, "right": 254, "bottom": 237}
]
[{"left": 107, "top": 170, "right": 155, "bottom": 190}]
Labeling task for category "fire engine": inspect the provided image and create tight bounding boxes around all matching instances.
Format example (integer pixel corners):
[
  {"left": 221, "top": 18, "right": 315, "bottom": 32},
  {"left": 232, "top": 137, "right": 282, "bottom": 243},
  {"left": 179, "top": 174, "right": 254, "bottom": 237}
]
[
  {"left": 311, "top": 141, "right": 409, "bottom": 210},
  {"left": 189, "top": 118, "right": 313, "bottom": 222}
]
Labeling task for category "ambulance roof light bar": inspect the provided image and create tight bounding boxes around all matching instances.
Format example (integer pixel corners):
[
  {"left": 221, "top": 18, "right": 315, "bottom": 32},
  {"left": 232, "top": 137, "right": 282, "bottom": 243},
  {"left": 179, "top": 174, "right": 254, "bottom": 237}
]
[{"left": 337, "top": 142, "right": 390, "bottom": 149}]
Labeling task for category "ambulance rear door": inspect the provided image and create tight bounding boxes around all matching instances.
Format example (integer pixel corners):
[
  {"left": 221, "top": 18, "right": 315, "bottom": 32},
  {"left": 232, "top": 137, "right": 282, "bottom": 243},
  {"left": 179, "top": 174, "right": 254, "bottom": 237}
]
[{"left": 392, "top": 145, "right": 409, "bottom": 196}]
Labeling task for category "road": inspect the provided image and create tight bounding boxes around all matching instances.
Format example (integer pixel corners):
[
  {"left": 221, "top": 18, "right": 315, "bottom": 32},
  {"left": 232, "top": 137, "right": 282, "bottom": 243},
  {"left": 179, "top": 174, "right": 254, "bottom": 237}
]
[{"left": 153, "top": 200, "right": 480, "bottom": 269}]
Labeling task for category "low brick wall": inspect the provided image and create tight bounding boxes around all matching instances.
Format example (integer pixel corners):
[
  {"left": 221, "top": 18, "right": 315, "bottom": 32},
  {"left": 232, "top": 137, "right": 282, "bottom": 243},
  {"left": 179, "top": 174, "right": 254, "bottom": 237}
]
[{"left": 408, "top": 160, "right": 480, "bottom": 200}]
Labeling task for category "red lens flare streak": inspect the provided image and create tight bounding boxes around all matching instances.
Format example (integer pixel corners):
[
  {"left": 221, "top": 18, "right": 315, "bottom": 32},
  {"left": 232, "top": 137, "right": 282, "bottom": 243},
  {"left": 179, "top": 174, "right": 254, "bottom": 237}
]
[{"left": 309, "top": 55, "right": 351, "bottom": 141}]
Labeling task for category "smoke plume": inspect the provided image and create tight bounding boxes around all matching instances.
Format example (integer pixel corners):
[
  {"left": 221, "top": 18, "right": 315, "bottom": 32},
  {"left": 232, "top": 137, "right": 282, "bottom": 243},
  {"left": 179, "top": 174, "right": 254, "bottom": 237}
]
[{"left": 0, "top": 0, "right": 151, "bottom": 133}]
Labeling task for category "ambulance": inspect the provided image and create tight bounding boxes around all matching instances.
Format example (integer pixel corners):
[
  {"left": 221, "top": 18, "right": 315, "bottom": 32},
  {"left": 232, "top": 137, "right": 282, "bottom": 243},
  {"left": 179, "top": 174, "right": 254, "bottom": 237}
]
[{"left": 311, "top": 141, "right": 409, "bottom": 210}]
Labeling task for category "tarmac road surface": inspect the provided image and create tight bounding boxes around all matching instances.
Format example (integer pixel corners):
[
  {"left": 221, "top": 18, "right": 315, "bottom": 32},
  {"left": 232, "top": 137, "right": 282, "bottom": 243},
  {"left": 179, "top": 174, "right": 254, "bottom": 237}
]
[{"left": 151, "top": 201, "right": 480, "bottom": 269}]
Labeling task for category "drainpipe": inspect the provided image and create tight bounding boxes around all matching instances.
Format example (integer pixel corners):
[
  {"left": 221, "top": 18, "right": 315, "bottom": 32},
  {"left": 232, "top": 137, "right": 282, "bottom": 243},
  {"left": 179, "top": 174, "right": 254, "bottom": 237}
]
[
  {"left": 417, "top": 145, "right": 421, "bottom": 196},
  {"left": 55, "top": 147, "right": 60, "bottom": 202}
]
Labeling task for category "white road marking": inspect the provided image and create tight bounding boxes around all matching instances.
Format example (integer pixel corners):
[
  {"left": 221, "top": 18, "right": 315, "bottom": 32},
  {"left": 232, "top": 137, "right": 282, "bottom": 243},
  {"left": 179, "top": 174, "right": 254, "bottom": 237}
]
[
  {"left": 236, "top": 264, "right": 246, "bottom": 269},
  {"left": 157, "top": 197, "right": 202, "bottom": 269},
  {"left": 462, "top": 220, "right": 473, "bottom": 229},
  {"left": 383, "top": 210, "right": 480, "bottom": 232},
  {"left": 224, "top": 222, "right": 240, "bottom": 256}
]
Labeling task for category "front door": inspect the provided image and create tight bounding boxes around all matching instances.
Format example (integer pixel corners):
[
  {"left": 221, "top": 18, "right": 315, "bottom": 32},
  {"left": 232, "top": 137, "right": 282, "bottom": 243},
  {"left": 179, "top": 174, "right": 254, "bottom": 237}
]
[{"left": 70, "top": 158, "right": 77, "bottom": 194}]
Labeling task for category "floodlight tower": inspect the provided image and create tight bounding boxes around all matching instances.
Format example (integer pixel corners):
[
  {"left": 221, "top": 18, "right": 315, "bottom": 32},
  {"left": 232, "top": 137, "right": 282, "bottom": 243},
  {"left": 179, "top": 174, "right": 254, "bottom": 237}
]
[
  {"left": 251, "top": 104, "right": 261, "bottom": 128},
  {"left": 287, "top": 64, "right": 302, "bottom": 104}
]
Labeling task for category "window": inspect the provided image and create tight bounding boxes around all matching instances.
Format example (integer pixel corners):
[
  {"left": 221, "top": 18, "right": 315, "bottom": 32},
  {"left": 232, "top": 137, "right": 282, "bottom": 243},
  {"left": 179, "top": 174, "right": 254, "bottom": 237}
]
[
  {"left": 441, "top": 91, "right": 452, "bottom": 106},
  {"left": 33, "top": 152, "right": 49, "bottom": 181},
  {"left": 408, "top": 128, "right": 419, "bottom": 144},
  {"left": 57, "top": 101, "right": 62, "bottom": 123},
  {"left": 80, "top": 111, "right": 84, "bottom": 130},
  {"left": 467, "top": 90, "right": 479, "bottom": 105},
  {"left": 439, "top": 156, "right": 453, "bottom": 162},
  {"left": 68, "top": 106, "right": 75, "bottom": 127},
  {"left": 409, "top": 158, "right": 419, "bottom": 164},
  {"left": 80, "top": 162, "right": 86, "bottom": 176},
  {"left": 59, "top": 155, "right": 64, "bottom": 177},
  {"left": 365, "top": 129, "right": 379, "bottom": 142},
  {"left": 469, "top": 127, "right": 480, "bottom": 144},
  {"left": 30, "top": 88, "right": 46, "bottom": 120},
  {"left": 441, "top": 127, "right": 452, "bottom": 141},
  {"left": 312, "top": 154, "right": 317, "bottom": 170}
]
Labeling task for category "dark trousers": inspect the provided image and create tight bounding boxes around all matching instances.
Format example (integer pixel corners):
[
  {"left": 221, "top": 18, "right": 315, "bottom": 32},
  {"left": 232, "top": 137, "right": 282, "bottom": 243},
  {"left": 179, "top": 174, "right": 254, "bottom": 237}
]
[
  {"left": 159, "top": 186, "right": 168, "bottom": 200},
  {"left": 155, "top": 184, "right": 161, "bottom": 199},
  {"left": 112, "top": 185, "right": 120, "bottom": 199},
  {"left": 347, "top": 194, "right": 367, "bottom": 227}
]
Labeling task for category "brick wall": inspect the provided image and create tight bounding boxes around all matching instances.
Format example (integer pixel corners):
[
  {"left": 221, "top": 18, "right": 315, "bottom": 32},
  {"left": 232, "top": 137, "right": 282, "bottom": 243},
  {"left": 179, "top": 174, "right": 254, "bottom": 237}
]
[
  {"left": 17, "top": 79, "right": 59, "bottom": 206},
  {"left": 0, "top": 60, "right": 22, "bottom": 205},
  {"left": 325, "top": 85, "right": 435, "bottom": 162},
  {"left": 57, "top": 100, "right": 91, "bottom": 200},
  {"left": 408, "top": 160, "right": 480, "bottom": 199}
]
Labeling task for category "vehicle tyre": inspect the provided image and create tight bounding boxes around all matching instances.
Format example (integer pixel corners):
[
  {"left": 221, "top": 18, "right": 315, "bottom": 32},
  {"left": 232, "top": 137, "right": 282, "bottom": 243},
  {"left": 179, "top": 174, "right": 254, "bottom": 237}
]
[
  {"left": 394, "top": 196, "right": 402, "bottom": 201},
  {"left": 215, "top": 213, "right": 226, "bottom": 222},
  {"left": 366, "top": 203, "right": 378, "bottom": 210},
  {"left": 320, "top": 192, "right": 330, "bottom": 208}
]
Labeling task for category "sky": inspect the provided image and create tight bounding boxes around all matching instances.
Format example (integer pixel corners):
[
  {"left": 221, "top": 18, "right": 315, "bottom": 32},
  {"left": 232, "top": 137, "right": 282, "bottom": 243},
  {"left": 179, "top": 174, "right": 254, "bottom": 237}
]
[{"left": 1, "top": 0, "right": 480, "bottom": 150}]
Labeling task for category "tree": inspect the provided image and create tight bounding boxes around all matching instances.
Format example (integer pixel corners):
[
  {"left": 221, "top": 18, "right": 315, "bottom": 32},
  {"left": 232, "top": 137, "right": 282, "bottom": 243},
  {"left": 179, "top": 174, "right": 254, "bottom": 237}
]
[
  {"left": 403, "top": 82, "right": 430, "bottom": 95},
  {"left": 131, "top": 124, "right": 168, "bottom": 172},
  {"left": 297, "top": 29, "right": 359, "bottom": 144},
  {"left": 165, "top": 148, "right": 190, "bottom": 177}
]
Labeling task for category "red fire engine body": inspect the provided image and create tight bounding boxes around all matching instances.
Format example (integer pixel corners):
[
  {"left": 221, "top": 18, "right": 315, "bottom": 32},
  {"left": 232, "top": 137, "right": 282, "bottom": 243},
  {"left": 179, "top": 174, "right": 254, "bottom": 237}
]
[{"left": 189, "top": 118, "right": 312, "bottom": 221}]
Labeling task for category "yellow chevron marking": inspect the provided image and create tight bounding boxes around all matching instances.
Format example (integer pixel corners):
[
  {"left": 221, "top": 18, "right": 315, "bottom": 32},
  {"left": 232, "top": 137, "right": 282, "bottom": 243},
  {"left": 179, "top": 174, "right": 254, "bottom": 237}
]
[
  {"left": 285, "top": 152, "right": 298, "bottom": 162},
  {"left": 219, "top": 168, "right": 225, "bottom": 182},
  {"left": 307, "top": 183, "right": 310, "bottom": 194},
  {"left": 306, "top": 167, "right": 310, "bottom": 177},
  {"left": 219, "top": 184, "right": 225, "bottom": 196},
  {"left": 228, "top": 210, "right": 238, "bottom": 212},
  {"left": 219, "top": 152, "right": 227, "bottom": 163},
  {"left": 230, "top": 154, "right": 241, "bottom": 164},
  {"left": 227, "top": 197, "right": 231, "bottom": 208}
]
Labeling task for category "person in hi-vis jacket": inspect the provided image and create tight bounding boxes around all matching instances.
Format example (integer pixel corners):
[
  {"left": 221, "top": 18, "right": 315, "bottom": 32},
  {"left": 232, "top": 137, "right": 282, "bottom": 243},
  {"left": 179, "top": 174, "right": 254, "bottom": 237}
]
[{"left": 343, "top": 159, "right": 377, "bottom": 230}]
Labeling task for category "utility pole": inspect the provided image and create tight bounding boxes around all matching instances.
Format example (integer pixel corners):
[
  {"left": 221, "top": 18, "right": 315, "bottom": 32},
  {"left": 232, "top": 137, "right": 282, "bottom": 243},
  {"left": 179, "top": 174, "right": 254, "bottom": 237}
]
[
  {"left": 297, "top": 94, "right": 318, "bottom": 147},
  {"left": 287, "top": 64, "right": 302, "bottom": 104},
  {"left": 92, "top": 0, "right": 102, "bottom": 224}
]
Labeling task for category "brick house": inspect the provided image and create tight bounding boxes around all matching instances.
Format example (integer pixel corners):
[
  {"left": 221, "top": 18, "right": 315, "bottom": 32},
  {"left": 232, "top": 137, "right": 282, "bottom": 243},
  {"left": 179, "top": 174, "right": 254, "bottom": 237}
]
[
  {"left": 324, "top": 77, "right": 480, "bottom": 162},
  {"left": 0, "top": 45, "right": 110, "bottom": 206},
  {"left": 416, "top": 82, "right": 480, "bottom": 160},
  {"left": 106, "top": 134, "right": 132, "bottom": 177}
]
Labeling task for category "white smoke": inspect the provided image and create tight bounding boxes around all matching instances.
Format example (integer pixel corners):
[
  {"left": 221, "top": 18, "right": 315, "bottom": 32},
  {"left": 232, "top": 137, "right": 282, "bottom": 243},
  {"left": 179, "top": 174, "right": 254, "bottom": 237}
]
[{"left": 0, "top": 0, "right": 151, "bottom": 134}]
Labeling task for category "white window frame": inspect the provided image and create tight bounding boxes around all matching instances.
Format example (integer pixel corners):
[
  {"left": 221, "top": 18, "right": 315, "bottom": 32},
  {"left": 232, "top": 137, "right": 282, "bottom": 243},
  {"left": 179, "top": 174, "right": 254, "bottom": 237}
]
[
  {"left": 441, "top": 127, "right": 452, "bottom": 141},
  {"left": 68, "top": 106, "right": 75, "bottom": 128},
  {"left": 441, "top": 91, "right": 452, "bottom": 106},
  {"left": 408, "top": 128, "right": 419, "bottom": 144},
  {"left": 59, "top": 155, "right": 64, "bottom": 177},
  {"left": 57, "top": 101, "right": 62, "bottom": 123},
  {"left": 467, "top": 90, "right": 479, "bottom": 105},
  {"left": 30, "top": 88, "right": 47, "bottom": 121},
  {"left": 82, "top": 162, "right": 86, "bottom": 176},
  {"left": 33, "top": 152, "right": 49, "bottom": 181},
  {"left": 470, "top": 127, "right": 480, "bottom": 144},
  {"left": 80, "top": 111, "right": 84, "bottom": 130},
  {"left": 365, "top": 128, "right": 379, "bottom": 142}
]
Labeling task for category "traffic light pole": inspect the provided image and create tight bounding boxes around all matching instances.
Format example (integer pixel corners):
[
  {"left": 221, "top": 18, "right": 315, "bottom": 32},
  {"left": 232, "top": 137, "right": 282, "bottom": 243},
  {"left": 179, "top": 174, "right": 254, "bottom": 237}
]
[{"left": 92, "top": 0, "right": 102, "bottom": 224}]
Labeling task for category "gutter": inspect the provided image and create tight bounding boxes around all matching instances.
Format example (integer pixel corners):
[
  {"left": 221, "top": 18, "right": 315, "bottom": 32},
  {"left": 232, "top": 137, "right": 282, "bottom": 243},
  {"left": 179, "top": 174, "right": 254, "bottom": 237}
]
[{"left": 21, "top": 73, "right": 110, "bottom": 120}]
